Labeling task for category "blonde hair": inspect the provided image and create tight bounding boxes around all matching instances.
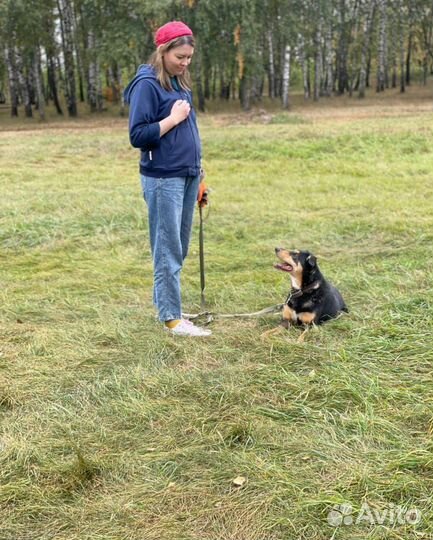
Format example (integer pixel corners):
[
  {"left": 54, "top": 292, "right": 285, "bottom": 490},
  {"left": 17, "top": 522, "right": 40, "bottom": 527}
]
[{"left": 148, "top": 35, "right": 195, "bottom": 91}]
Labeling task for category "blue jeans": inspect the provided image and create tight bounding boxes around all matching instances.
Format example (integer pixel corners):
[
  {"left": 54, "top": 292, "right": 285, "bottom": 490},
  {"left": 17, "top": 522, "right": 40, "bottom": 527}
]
[{"left": 140, "top": 175, "right": 200, "bottom": 322}]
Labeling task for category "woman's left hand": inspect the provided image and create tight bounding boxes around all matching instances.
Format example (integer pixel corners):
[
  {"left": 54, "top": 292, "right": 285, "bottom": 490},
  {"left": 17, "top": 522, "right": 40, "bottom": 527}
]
[{"left": 197, "top": 181, "right": 209, "bottom": 207}]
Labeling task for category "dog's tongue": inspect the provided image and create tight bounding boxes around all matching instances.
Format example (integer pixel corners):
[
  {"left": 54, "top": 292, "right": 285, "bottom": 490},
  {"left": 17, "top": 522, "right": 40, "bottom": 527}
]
[{"left": 274, "top": 263, "right": 293, "bottom": 272}]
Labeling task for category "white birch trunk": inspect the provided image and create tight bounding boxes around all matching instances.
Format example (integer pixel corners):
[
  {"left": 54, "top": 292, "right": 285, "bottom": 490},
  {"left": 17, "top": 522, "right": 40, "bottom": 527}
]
[
  {"left": 377, "top": 0, "right": 387, "bottom": 92},
  {"left": 4, "top": 45, "right": 19, "bottom": 116},
  {"left": 57, "top": 0, "right": 77, "bottom": 116},
  {"left": 267, "top": 30, "right": 275, "bottom": 99},
  {"left": 282, "top": 44, "right": 291, "bottom": 109},
  {"left": 399, "top": 0, "right": 406, "bottom": 92}
]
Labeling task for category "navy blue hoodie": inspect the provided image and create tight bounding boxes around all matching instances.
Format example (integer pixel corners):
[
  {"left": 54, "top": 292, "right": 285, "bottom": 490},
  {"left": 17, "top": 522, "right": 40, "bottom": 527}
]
[{"left": 124, "top": 64, "right": 201, "bottom": 178}]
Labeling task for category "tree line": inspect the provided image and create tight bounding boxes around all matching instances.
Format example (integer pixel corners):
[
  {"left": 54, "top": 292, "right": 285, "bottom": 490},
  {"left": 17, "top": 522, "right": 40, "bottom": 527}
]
[{"left": 0, "top": 0, "right": 432, "bottom": 119}]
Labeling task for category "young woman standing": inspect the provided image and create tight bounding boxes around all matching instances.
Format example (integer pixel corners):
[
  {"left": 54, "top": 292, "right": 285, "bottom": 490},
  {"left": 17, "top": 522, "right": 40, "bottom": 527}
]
[{"left": 125, "top": 21, "right": 211, "bottom": 337}]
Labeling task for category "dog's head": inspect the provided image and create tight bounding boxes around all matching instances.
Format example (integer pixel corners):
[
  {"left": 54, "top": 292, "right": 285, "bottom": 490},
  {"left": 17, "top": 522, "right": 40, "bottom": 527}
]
[{"left": 274, "top": 248, "right": 318, "bottom": 289}]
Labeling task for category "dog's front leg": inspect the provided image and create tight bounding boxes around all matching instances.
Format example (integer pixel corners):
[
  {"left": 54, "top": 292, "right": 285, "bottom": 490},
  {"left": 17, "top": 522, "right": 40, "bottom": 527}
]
[
  {"left": 260, "top": 319, "right": 289, "bottom": 339},
  {"left": 296, "top": 312, "right": 317, "bottom": 343}
]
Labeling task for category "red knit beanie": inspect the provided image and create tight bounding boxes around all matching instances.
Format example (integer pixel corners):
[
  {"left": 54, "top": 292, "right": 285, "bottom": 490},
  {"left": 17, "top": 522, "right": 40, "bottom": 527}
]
[{"left": 154, "top": 21, "right": 193, "bottom": 47}]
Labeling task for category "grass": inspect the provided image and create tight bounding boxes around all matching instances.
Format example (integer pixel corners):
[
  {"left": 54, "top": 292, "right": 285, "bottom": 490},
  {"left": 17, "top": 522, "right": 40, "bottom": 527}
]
[{"left": 1, "top": 83, "right": 433, "bottom": 539}]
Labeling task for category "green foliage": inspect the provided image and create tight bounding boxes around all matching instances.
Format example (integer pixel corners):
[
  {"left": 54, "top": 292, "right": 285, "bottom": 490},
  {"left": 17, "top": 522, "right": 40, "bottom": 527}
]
[{"left": 2, "top": 0, "right": 433, "bottom": 115}]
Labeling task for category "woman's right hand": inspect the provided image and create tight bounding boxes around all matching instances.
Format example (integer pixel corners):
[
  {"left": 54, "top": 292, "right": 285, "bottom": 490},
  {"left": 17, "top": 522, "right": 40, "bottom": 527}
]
[{"left": 170, "top": 99, "right": 191, "bottom": 125}]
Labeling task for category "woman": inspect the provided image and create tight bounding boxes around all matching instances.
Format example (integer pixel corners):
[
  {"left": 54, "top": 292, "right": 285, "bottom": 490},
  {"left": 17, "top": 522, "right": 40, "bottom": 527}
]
[{"left": 124, "top": 21, "right": 211, "bottom": 337}]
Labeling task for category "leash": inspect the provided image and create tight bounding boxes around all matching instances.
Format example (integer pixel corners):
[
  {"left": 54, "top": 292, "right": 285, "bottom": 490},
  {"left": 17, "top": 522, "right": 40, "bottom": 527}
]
[
  {"left": 185, "top": 282, "right": 322, "bottom": 325},
  {"left": 199, "top": 204, "right": 206, "bottom": 310},
  {"left": 183, "top": 303, "right": 284, "bottom": 324},
  {"left": 197, "top": 186, "right": 211, "bottom": 309}
]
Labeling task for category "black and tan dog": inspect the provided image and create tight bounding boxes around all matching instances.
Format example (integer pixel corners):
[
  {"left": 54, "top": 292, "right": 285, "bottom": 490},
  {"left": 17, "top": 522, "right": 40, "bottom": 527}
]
[{"left": 263, "top": 248, "right": 347, "bottom": 339}]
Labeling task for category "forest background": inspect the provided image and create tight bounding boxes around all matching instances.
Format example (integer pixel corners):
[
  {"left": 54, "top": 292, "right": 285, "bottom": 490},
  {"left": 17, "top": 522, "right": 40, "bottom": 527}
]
[{"left": 1, "top": 0, "right": 433, "bottom": 119}]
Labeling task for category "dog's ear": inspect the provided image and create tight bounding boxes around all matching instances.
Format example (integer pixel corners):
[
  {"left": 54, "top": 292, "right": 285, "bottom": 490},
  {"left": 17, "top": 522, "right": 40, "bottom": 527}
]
[{"left": 306, "top": 254, "right": 317, "bottom": 268}]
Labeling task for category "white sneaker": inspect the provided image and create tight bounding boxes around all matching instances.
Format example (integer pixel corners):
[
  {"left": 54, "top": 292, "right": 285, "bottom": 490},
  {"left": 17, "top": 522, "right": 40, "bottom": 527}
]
[{"left": 165, "top": 319, "right": 212, "bottom": 337}]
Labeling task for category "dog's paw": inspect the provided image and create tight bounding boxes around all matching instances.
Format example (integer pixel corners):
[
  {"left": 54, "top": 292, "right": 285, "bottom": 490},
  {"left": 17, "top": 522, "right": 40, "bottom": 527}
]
[{"left": 260, "top": 326, "right": 285, "bottom": 340}]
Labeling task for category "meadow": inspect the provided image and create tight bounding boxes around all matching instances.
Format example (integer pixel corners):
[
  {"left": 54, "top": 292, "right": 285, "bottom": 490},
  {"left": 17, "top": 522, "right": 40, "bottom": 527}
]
[{"left": 1, "top": 84, "right": 433, "bottom": 540}]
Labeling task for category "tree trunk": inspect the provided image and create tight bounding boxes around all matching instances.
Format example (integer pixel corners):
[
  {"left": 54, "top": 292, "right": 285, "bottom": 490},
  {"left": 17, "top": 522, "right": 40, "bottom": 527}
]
[
  {"left": 72, "top": 0, "right": 86, "bottom": 103},
  {"left": 118, "top": 67, "right": 125, "bottom": 117},
  {"left": 366, "top": 51, "right": 372, "bottom": 87},
  {"left": 337, "top": 0, "right": 349, "bottom": 94},
  {"left": 211, "top": 66, "right": 217, "bottom": 100},
  {"left": 250, "top": 74, "right": 260, "bottom": 103},
  {"left": 359, "top": 0, "right": 376, "bottom": 98},
  {"left": 240, "top": 75, "right": 250, "bottom": 111},
  {"left": 87, "top": 30, "right": 98, "bottom": 112},
  {"left": 423, "top": 55, "right": 428, "bottom": 85},
  {"left": 297, "top": 33, "right": 310, "bottom": 99},
  {"left": 108, "top": 65, "right": 120, "bottom": 103},
  {"left": 390, "top": 8, "right": 397, "bottom": 88},
  {"left": 14, "top": 46, "right": 32, "bottom": 117},
  {"left": 314, "top": 23, "right": 322, "bottom": 101},
  {"left": 194, "top": 50, "right": 205, "bottom": 112},
  {"left": 324, "top": 23, "right": 334, "bottom": 96},
  {"left": 47, "top": 53, "right": 63, "bottom": 114},
  {"left": 420, "top": 7, "right": 433, "bottom": 86},
  {"left": 203, "top": 58, "right": 211, "bottom": 100},
  {"left": 281, "top": 44, "right": 291, "bottom": 109},
  {"left": 33, "top": 47, "right": 45, "bottom": 120},
  {"left": 219, "top": 74, "right": 231, "bottom": 100},
  {"left": 231, "top": 62, "right": 237, "bottom": 100},
  {"left": 96, "top": 60, "right": 103, "bottom": 112},
  {"left": 28, "top": 64, "right": 36, "bottom": 106},
  {"left": 4, "top": 45, "right": 19, "bottom": 117},
  {"left": 376, "top": 0, "right": 387, "bottom": 92},
  {"left": 267, "top": 29, "right": 275, "bottom": 99},
  {"left": 76, "top": 50, "right": 86, "bottom": 103},
  {"left": 391, "top": 56, "right": 397, "bottom": 88},
  {"left": 406, "top": 28, "right": 412, "bottom": 85},
  {"left": 399, "top": 20, "right": 405, "bottom": 93},
  {"left": 57, "top": 0, "right": 77, "bottom": 116}
]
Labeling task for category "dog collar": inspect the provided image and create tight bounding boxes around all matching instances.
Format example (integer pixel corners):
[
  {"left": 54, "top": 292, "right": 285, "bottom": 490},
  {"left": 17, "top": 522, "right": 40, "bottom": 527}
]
[{"left": 285, "top": 280, "right": 321, "bottom": 304}]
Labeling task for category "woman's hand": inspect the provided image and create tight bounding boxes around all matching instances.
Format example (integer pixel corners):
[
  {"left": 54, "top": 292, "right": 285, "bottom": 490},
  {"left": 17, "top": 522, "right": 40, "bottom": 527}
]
[
  {"left": 159, "top": 100, "right": 191, "bottom": 136},
  {"left": 170, "top": 99, "right": 191, "bottom": 125}
]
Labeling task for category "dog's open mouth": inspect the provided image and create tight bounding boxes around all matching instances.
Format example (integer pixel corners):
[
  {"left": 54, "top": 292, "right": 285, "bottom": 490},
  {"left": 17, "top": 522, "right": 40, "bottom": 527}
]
[{"left": 274, "top": 262, "right": 293, "bottom": 273}]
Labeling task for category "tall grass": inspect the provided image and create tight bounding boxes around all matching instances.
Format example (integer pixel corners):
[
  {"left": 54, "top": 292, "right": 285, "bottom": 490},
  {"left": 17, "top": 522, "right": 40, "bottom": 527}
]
[{"left": 1, "top": 86, "right": 433, "bottom": 539}]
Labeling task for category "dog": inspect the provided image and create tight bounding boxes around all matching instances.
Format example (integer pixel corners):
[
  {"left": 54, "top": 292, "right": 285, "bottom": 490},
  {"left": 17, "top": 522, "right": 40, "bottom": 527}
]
[{"left": 263, "top": 248, "right": 347, "bottom": 340}]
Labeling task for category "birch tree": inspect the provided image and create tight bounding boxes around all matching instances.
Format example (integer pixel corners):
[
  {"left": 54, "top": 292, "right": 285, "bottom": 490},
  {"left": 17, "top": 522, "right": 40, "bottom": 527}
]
[
  {"left": 336, "top": 0, "right": 350, "bottom": 94},
  {"left": 57, "top": 0, "right": 77, "bottom": 116},
  {"left": 313, "top": 8, "right": 323, "bottom": 101},
  {"left": 3, "top": 45, "right": 19, "bottom": 116},
  {"left": 33, "top": 47, "right": 45, "bottom": 120},
  {"left": 376, "top": 0, "right": 388, "bottom": 92},
  {"left": 281, "top": 44, "right": 291, "bottom": 109},
  {"left": 358, "top": 0, "right": 376, "bottom": 97}
]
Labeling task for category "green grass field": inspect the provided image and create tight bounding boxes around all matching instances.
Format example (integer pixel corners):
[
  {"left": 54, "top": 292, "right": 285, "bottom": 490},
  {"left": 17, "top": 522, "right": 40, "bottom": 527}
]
[{"left": 1, "top": 86, "right": 433, "bottom": 540}]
